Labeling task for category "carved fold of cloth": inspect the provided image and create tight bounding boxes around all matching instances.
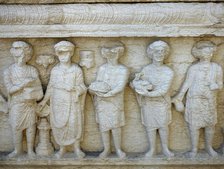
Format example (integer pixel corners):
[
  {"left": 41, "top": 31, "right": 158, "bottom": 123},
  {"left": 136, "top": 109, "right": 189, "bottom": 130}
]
[
  {"left": 9, "top": 101, "right": 37, "bottom": 131},
  {"left": 94, "top": 64, "right": 128, "bottom": 132},
  {"left": 184, "top": 63, "right": 223, "bottom": 128},
  {"left": 140, "top": 96, "right": 172, "bottom": 129},
  {"left": 135, "top": 64, "right": 173, "bottom": 129},
  {"left": 95, "top": 92, "right": 125, "bottom": 132},
  {"left": 49, "top": 64, "right": 86, "bottom": 146},
  {"left": 4, "top": 64, "right": 43, "bottom": 131}
]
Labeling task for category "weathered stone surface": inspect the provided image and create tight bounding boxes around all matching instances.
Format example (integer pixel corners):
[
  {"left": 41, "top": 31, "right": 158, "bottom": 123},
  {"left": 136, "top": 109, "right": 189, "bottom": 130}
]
[
  {"left": 0, "top": 3, "right": 223, "bottom": 37},
  {"left": 0, "top": 0, "right": 223, "bottom": 3},
  {"left": 0, "top": 1, "right": 224, "bottom": 168},
  {"left": 0, "top": 37, "right": 224, "bottom": 155}
]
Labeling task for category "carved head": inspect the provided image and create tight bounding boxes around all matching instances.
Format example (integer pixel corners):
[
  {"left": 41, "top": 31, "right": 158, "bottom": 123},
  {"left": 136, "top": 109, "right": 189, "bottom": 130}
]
[
  {"left": 79, "top": 50, "right": 95, "bottom": 69},
  {"left": 191, "top": 41, "right": 216, "bottom": 61},
  {"left": 101, "top": 41, "right": 125, "bottom": 61},
  {"left": 54, "top": 41, "right": 75, "bottom": 63},
  {"left": 147, "top": 40, "right": 170, "bottom": 62},
  {"left": 10, "top": 41, "right": 33, "bottom": 65},
  {"left": 36, "top": 54, "right": 56, "bottom": 69}
]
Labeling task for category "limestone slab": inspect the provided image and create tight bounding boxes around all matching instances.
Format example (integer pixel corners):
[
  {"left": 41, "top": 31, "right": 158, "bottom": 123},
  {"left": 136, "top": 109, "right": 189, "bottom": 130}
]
[{"left": 0, "top": 3, "right": 223, "bottom": 37}]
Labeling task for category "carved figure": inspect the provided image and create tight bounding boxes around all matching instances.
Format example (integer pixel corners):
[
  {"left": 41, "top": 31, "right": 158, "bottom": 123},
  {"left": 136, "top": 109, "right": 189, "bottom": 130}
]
[
  {"left": 39, "top": 41, "right": 87, "bottom": 159},
  {"left": 79, "top": 50, "right": 95, "bottom": 69},
  {"left": 89, "top": 41, "right": 129, "bottom": 159},
  {"left": 173, "top": 40, "right": 223, "bottom": 158},
  {"left": 4, "top": 41, "right": 43, "bottom": 158},
  {"left": 131, "top": 41, "right": 174, "bottom": 158}
]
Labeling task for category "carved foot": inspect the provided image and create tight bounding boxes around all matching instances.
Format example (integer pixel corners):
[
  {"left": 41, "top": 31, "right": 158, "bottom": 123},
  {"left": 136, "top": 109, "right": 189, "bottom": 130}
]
[
  {"left": 74, "top": 148, "right": 85, "bottom": 159},
  {"left": 7, "top": 150, "right": 22, "bottom": 158},
  {"left": 163, "top": 149, "right": 174, "bottom": 158},
  {"left": 185, "top": 151, "right": 197, "bottom": 158},
  {"left": 99, "top": 149, "right": 110, "bottom": 158},
  {"left": 28, "top": 151, "right": 36, "bottom": 159},
  {"left": 116, "top": 149, "right": 126, "bottom": 159},
  {"left": 144, "top": 149, "right": 155, "bottom": 158},
  {"left": 206, "top": 147, "right": 218, "bottom": 157},
  {"left": 55, "top": 148, "right": 66, "bottom": 159}
]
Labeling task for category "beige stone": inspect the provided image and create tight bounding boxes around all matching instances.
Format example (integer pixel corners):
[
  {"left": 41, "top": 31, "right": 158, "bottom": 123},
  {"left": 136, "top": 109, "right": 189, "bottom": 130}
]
[
  {"left": 0, "top": 3, "right": 223, "bottom": 37},
  {"left": 0, "top": 2, "right": 224, "bottom": 169},
  {"left": 0, "top": 0, "right": 223, "bottom": 3}
]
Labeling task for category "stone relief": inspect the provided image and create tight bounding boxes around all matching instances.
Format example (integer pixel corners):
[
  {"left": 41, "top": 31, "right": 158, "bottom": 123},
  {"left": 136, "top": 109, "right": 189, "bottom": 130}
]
[
  {"left": 79, "top": 50, "right": 95, "bottom": 69},
  {"left": 172, "top": 41, "right": 223, "bottom": 158},
  {"left": 35, "top": 54, "right": 57, "bottom": 90},
  {"left": 89, "top": 41, "right": 129, "bottom": 158},
  {"left": 36, "top": 118, "right": 54, "bottom": 156},
  {"left": 0, "top": 39, "right": 224, "bottom": 161},
  {"left": 131, "top": 41, "right": 174, "bottom": 158},
  {"left": 3, "top": 41, "right": 44, "bottom": 158},
  {"left": 0, "top": 94, "right": 8, "bottom": 114},
  {"left": 39, "top": 41, "right": 87, "bottom": 159},
  {"left": 36, "top": 54, "right": 56, "bottom": 69},
  {"left": 0, "top": 4, "right": 223, "bottom": 38}
]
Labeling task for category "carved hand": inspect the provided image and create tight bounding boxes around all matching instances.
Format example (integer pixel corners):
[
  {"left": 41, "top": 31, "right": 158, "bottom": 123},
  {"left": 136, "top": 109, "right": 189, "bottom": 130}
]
[
  {"left": 101, "top": 91, "right": 114, "bottom": 97},
  {"left": 135, "top": 88, "right": 149, "bottom": 97},
  {"left": 22, "top": 78, "right": 35, "bottom": 87},
  {"left": 172, "top": 100, "right": 185, "bottom": 112},
  {"left": 38, "top": 100, "right": 47, "bottom": 111}
]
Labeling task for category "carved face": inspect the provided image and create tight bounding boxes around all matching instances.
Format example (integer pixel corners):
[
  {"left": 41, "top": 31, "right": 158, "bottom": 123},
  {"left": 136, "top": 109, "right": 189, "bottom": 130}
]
[
  {"left": 56, "top": 49, "right": 73, "bottom": 63},
  {"left": 192, "top": 41, "right": 216, "bottom": 61},
  {"left": 36, "top": 55, "right": 55, "bottom": 69},
  {"left": 197, "top": 46, "right": 214, "bottom": 60},
  {"left": 151, "top": 46, "right": 166, "bottom": 62},
  {"left": 79, "top": 50, "right": 95, "bottom": 69},
  {"left": 101, "top": 46, "right": 123, "bottom": 60},
  {"left": 10, "top": 47, "right": 28, "bottom": 65}
]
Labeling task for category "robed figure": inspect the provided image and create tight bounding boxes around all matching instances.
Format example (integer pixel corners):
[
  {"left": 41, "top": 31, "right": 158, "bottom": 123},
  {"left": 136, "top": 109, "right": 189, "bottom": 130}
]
[{"left": 39, "top": 41, "right": 86, "bottom": 159}]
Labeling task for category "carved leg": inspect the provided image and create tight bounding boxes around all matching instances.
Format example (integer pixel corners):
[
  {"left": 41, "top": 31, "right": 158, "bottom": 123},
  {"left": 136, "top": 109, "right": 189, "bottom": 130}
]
[
  {"left": 99, "top": 131, "right": 110, "bottom": 158},
  {"left": 74, "top": 140, "right": 85, "bottom": 159},
  {"left": 55, "top": 146, "right": 66, "bottom": 159},
  {"left": 112, "top": 128, "right": 126, "bottom": 159},
  {"left": 145, "top": 127, "right": 156, "bottom": 158},
  {"left": 205, "top": 126, "right": 218, "bottom": 157},
  {"left": 8, "top": 129, "right": 23, "bottom": 158},
  {"left": 187, "top": 125, "right": 199, "bottom": 158},
  {"left": 159, "top": 127, "right": 174, "bottom": 157},
  {"left": 26, "top": 124, "right": 36, "bottom": 158}
]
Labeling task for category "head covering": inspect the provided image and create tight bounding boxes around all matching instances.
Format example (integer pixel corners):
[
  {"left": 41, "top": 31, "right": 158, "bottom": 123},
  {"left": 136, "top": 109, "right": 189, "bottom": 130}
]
[{"left": 54, "top": 41, "right": 75, "bottom": 51}]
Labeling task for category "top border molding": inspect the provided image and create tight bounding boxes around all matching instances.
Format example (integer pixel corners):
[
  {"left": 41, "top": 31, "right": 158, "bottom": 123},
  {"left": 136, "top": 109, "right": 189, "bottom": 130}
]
[
  {"left": 0, "top": 3, "right": 223, "bottom": 37},
  {"left": 0, "top": 0, "right": 224, "bottom": 3}
]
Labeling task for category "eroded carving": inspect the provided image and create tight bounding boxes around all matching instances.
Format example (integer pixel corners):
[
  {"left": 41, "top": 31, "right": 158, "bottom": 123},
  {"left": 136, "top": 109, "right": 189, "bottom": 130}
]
[
  {"left": 39, "top": 41, "right": 87, "bottom": 159},
  {"left": 79, "top": 50, "right": 95, "bottom": 69},
  {"left": 36, "top": 54, "right": 56, "bottom": 69},
  {"left": 89, "top": 41, "right": 129, "bottom": 159},
  {"left": 131, "top": 40, "right": 174, "bottom": 158},
  {"left": 0, "top": 4, "right": 224, "bottom": 37},
  {"left": 35, "top": 54, "right": 57, "bottom": 90},
  {"left": 173, "top": 40, "right": 223, "bottom": 158},
  {"left": 36, "top": 118, "right": 54, "bottom": 156},
  {"left": 3, "top": 41, "right": 43, "bottom": 158}
]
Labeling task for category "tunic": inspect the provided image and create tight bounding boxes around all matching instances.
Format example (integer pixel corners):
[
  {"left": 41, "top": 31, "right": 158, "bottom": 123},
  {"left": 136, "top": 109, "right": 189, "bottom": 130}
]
[
  {"left": 136, "top": 64, "right": 174, "bottom": 129},
  {"left": 94, "top": 64, "right": 129, "bottom": 132},
  {"left": 47, "top": 64, "right": 86, "bottom": 146},
  {"left": 4, "top": 64, "right": 43, "bottom": 131},
  {"left": 180, "top": 62, "right": 223, "bottom": 128}
]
